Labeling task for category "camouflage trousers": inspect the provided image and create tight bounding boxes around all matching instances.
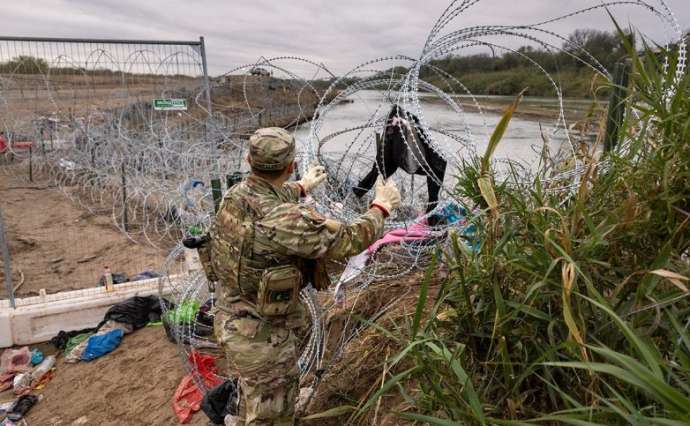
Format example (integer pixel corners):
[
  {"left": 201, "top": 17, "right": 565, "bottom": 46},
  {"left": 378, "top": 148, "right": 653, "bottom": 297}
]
[{"left": 215, "top": 309, "right": 301, "bottom": 426}]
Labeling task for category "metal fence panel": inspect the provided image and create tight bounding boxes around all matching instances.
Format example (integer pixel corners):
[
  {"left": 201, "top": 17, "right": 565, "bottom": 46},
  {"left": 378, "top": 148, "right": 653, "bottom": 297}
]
[{"left": 0, "top": 37, "right": 207, "bottom": 301}]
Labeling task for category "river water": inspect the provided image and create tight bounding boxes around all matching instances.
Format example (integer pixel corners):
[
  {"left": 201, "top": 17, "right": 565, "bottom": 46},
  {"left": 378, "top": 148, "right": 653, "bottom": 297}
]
[
  {"left": 294, "top": 90, "right": 580, "bottom": 171},
  {"left": 293, "top": 90, "right": 582, "bottom": 207}
]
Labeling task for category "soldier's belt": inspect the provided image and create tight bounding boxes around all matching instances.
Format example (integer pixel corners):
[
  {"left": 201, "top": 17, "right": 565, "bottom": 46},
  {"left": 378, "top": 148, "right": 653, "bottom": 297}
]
[{"left": 215, "top": 297, "right": 263, "bottom": 319}]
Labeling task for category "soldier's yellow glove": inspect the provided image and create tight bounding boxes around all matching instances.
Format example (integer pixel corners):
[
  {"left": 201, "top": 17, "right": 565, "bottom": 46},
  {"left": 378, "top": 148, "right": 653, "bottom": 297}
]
[
  {"left": 298, "top": 164, "right": 327, "bottom": 194},
  {"left": 371, "top": 177, "right": 401, "bottom": 217}
]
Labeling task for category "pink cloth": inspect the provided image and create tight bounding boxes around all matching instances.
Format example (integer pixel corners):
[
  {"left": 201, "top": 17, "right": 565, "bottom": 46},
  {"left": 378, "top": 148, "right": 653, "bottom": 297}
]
[
  {"left": 334, "top": 220, "right": 434, "bottom": 302},
  {"left": 0, "top": 347, "right": 32, "bottom": 374},
  {"left": 367, "top": 221, "right": 431, "bottom": 254}
]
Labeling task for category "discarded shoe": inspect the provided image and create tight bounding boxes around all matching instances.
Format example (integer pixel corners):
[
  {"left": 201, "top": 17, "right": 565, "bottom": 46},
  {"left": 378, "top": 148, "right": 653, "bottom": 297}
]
[
  {"left": 6, "top": 394, "right": 38, "bottom": 421},
  {"left": 201, "top": 379, "right": 238, "bottom": 423}
]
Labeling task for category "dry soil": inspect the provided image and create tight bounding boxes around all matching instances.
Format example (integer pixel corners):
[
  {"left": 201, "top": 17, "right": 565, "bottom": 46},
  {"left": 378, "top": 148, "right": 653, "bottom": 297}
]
[{"left": 0, "top": 164, "right": 169, "bottom": 298}]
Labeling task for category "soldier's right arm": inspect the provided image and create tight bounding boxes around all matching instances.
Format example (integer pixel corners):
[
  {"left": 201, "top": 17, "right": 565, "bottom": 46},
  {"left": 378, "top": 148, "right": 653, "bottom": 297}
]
[
  {"left": 255, "top": 204, "right": 386, "bottom": 260},
  {"left": 321, "top": 207, "right": 385, "bottom": 259}
]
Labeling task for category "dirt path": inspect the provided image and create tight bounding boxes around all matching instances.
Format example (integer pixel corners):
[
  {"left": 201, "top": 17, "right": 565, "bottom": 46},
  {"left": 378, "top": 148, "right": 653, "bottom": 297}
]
[
  {"left": 0, "top": 164, "right": 169, "bottom": 298},
  {"left": 24, "top": 326, "right": 206, "bottom": 426}
]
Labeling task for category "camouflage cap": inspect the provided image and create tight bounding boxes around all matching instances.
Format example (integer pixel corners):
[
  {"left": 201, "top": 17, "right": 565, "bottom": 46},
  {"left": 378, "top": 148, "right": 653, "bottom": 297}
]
[{"left": 249, "top": 127, "right": 296, "bottom": 171}]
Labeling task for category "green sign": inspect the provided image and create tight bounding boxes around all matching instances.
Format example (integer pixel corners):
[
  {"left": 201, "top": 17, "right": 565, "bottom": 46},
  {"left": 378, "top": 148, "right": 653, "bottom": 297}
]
[{"left": 153, "top": 99, "right": 187, "bottom": 111}]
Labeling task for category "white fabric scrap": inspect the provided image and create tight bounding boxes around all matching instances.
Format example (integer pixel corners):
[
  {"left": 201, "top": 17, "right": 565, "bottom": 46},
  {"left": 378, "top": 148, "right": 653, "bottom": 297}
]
[{"left": 333, "top": 251, "right": 370, "bottom": 304}]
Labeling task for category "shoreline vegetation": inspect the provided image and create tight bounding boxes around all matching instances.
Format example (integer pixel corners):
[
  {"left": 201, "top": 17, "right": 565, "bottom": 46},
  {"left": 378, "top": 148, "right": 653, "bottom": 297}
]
[
  {"left": 312, "top": 29, "right": 690, "bottom": 425},
  {"left": 312, "top": 29, "right": 631, "bottom": 98},
  {"left": 431, "top": 94, "right": 603, "bottom": 122},
  {"left": 310, "top": 29, "right": 641, "bottom": 124}
]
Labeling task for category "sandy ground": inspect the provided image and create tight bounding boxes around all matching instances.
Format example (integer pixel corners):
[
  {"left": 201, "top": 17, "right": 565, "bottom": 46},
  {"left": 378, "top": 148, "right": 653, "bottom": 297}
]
[
  {"left": 0, "top": 164, "right": 170, "bottom": 298},
  {"left": 0, "top": 148, "right": 432, "bottom": 425},
  {"left": 0, "top": 254, "right": 433, "bottom": 426},
  {"left": 0, "top": 163, "right": 206, "bottom": 424},
  {"left": 23, "top": 326, "right": 206, "bottom": 426},
  {"left": 1, "top": 275, "right": 426, "bottom": 426}
]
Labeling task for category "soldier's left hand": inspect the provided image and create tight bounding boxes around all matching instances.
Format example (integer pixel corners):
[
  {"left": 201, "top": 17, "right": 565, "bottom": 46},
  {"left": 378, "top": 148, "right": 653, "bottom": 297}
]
[{"left": 299, "top": 164, "right": 327, "bottom": 193}]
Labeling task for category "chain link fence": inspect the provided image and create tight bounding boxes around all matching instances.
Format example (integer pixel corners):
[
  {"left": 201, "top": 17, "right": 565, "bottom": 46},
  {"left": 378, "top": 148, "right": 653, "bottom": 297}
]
[
  {"left": 0, "top": 36, "right": 212, "bottom": 302},
  {"left": 0, "top": 37, "right": 328, "bottom": 304}
]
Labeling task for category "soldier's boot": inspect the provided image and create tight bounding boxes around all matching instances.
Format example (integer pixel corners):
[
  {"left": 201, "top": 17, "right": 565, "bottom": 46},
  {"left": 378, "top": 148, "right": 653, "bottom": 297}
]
[{"left": 243, "top": 380, "right": 297, "bottom": 425}]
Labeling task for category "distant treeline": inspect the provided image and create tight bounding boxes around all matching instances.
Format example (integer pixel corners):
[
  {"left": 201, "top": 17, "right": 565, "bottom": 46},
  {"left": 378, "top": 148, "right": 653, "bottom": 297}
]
[
  {"left": 0, "top": 56, "right": 52, "bottom": 74},
  {"left": 312, "top": 29, "right": 634, "bottom": 98},
  {"left": 0, "top": 55, "right": 194, "bottom": 79},
  {"left": 418, "top": 29, "right": 627, "bottom": 98}
]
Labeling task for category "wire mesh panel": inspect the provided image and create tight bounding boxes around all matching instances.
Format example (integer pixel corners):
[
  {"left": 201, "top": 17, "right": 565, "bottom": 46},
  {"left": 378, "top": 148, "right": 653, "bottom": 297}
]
[
  {"left": 0, "top": 37, "right": 206, "bottom": 148},
  {"left": 0, "top": 37, "right": 210, "bottom": 297}
]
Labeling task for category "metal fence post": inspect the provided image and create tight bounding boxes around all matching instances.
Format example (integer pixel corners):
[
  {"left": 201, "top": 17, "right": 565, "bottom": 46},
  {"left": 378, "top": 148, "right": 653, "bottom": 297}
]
[
  {"left": 211, "top": 178, "right": 222, "bottom": 213},
  {"left": 199, "top": 36, "right": 214, "bottom": 154},
  {"left": 199, "top": 36, "right": 213, "bottom": 117},
  {"left": 121, "top": 162, "right": 129, "bottom": 232},
  {"left": 0, "top": 208, "right": 16, "bottom": 308},
  {"left": 28, "top": 145, "right": 33, "bottom": 182}
]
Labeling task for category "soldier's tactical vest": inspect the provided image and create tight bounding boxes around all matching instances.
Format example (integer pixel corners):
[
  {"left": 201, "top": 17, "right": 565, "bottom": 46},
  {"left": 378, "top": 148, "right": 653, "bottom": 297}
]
[{"left": 207, "top": 186, "right": 303, "bottom": 316}]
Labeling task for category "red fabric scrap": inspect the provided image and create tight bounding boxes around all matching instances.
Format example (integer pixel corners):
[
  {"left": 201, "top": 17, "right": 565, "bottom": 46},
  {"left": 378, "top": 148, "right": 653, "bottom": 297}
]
[{"left": 172, "top": 351, "right": 222, "bottom": 423}]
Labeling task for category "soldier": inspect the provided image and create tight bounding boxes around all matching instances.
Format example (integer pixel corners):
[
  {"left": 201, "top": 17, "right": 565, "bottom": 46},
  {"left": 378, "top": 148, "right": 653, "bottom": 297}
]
[{"left": 203, "top": 127, "right": 400, "bottom": 425}]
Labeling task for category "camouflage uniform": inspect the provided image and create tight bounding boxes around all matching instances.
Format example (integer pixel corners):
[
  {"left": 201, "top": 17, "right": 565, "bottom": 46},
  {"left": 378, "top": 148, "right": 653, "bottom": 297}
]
[{"left": 206, "top": 128, "right": 385, "bottom": 425}]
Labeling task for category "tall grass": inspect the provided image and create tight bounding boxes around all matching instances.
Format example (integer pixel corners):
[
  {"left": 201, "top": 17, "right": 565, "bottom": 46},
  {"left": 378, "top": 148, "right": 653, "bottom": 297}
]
[{"left": 350, "top": 33, "right": 689, "bottom": 425}]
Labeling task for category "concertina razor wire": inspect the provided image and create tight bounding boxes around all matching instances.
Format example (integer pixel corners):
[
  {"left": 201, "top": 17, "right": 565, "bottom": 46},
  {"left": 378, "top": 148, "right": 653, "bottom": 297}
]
[{"left": 0, "top": 0, "right": 686, "bottom": 391}]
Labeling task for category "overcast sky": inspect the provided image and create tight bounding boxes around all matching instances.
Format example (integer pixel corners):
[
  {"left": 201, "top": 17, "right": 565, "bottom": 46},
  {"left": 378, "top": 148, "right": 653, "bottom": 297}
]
[{"left": 1, "top": 0, "right": 688, "bottom": 75}]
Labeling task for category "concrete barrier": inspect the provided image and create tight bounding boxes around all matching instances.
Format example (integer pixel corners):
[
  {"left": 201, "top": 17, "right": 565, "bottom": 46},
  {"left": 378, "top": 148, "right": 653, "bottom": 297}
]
[{"left": 0, "top": 275, "right": 183, "bottom": 347}]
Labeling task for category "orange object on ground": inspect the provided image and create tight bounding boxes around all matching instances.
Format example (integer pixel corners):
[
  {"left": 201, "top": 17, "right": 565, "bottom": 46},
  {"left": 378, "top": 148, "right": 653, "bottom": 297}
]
[{"left": 33, "top": 368, "right": 55, "bottom": 390}]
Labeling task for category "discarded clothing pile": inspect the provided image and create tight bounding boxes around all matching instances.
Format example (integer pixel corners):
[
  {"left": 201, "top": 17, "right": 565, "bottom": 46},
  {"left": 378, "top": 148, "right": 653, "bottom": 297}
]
[
  {"left": 49, "top": 327, "right": 97, "bottom": 350},
  {"left": 64, "top": 321, "right": 132, "bottom": 363},
  {"left": 0, "top": 347, "right": 54, "bottom": 392},
  {"left": 172, "top": 351, "right": 222, "bottom": 423},
  {"left": 0, "top": 347, "right": 53, "bottom": 423},
  {"left": 0, "top": 348, "right": 32, "bottom": 393},
  {"left": 98, "top": 295, "right": 167, "bottom": 329},
  {"left": 51, "top": 295, "right": 169, "bottom": 363}
]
